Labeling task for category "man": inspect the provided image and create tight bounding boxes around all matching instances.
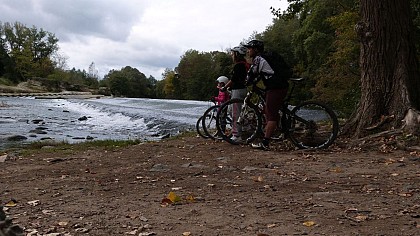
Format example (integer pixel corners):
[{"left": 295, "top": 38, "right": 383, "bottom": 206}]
[{"left": 244, "top": 39, "right": 289, "bottom": 150}]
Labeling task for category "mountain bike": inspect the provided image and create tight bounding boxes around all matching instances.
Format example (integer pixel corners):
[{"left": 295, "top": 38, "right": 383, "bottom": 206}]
[
  {"left": 200, "top": 101, "right": 233, "bottom": 140},
  {"left": 215, "top": 78, "right": 339, "bottom": 149},
  {"left": 196, "top": 100, "right": 230, "bottom": 140},
  {"left": 196, "top": 100, "right": 216, "bottom": 139},
  {"left": 196, "top": 115, "right": 209, "bottom": 138}
]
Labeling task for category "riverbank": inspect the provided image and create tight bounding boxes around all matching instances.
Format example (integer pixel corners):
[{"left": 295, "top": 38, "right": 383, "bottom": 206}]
[
  {"left": 0, "top": 91, "right": 104, "bottom": 99},
  {"left": 1, "top": 135, "right": 419, "bottom": 235},
  {"left": 0, "top": 83, "right": 103, "bottom": 99}
]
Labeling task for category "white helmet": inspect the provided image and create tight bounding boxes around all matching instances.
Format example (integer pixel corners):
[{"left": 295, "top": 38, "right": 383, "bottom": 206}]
[
  {"left": 231, "top": 46, "right": 247, "bottom": 55},
  {"left": 216, "top": 76, "right": 229, "bottom": 84}
]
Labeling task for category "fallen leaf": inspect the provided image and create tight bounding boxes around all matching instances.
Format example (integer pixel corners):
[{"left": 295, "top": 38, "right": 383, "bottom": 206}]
[
  {"left": 303, "top": 221, "right": 316, "bottom": 227},
  {"left": 42, "top": 210, "right": 54, "bottom": 215},
  {"left": 0, "top": 154, "right": 7, "bottom": 162},
  {"left": 4, "top": 199, "right": 17, "bottom": 207},
  {"left": 160, "top": 198, "right": 172, "bottom": 206},
  {"left": 384, "top": 158, "right": 396, "bottom": 165},
  {"left": 329, "top": 167, "right": 343, "bottom": 173},
  {"left": 355, "top": 215, "right": 368, "bottom": 221},
  {"left": 167, "top": 191, "right": 182, "bottom": 203},
  {"left": 58, "top": 221, "right": 68, "bottom": 226},
  {"left": 253, "top": 176, "right": 264, "bottom": 182},
  {"left": 27, "top": 200, "right": 40, "bottom": 206},
  {"left": 126, "top": 230, "right": 138, "bottom": 235},
  {"left": 186, "top": 195, "right": 195, "bottom": 202},
  {"left": 139, "top": 232, "right": 156, "bottom": 236}
]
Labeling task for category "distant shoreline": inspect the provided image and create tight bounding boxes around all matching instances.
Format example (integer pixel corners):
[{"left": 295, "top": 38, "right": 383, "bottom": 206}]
[{"left": 0, "top": 92, "right": 104, "bottom": 99}]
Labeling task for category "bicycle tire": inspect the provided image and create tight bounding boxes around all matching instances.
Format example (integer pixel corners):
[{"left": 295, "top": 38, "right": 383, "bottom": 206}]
[
  {"left": 288, "top": 101, "right": 339, "bottom": 149},
  {"left": 216, "top": 98, "right": 262, "bottom": 145},
  {"left": 196, "top": 116, "right": 209, "bottom": 139},
  {"left": 201, "top": 105, "right": 223, "bottom": 140}
]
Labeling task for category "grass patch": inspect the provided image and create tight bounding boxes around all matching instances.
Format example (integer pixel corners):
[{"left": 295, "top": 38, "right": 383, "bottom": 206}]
[
  {"left": 18, "top": 139, "right": 143, "bottom": 156},
  {"left": 0, "top": 77, "right": 15, "bottom": 86},
  {"left": 6, "top": 131, "right": 197, "bottom": 156}
]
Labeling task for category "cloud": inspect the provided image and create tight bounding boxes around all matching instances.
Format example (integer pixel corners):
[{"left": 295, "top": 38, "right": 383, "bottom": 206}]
[{"left": 0, "top": 0, "right": 287, "bottom": 79}]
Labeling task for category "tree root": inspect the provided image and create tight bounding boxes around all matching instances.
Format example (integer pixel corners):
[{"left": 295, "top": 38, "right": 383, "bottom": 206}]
[{"left": 346, "top": 128, "right": 420, "bottom": 152}]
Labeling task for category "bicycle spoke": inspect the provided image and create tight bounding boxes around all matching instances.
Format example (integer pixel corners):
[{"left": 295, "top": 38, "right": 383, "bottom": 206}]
[
  {"left": 196, "top": 116, "right": 209, "bottom": 138},
  {"left": 202, "top": 105, "right": 223, "bottom": 140},
  {"left": 288, "top": 102, "right": 339, "bottom": 149},
  {"left": 216, "top": 99, "right": 262, "bottom": 145}
]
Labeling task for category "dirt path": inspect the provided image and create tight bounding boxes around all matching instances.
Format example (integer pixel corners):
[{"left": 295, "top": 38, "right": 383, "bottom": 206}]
[{"left": 1, "top": 136, "right": 419, "bottom": 236}]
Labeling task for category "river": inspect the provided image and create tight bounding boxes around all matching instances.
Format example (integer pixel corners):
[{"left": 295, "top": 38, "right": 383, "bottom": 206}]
[{"left": 0, "top": 97, "right": 211, "bottom": 150}]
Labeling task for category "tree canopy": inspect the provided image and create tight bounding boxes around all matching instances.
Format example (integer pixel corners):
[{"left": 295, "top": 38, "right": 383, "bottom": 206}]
[{"left": 0, "top": 21, "right": 59, "bottom": 82}]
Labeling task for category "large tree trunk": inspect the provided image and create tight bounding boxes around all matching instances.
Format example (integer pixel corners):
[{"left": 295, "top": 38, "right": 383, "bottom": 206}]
[{"left": 343, "top": 0, "right": 420, "bottom": 138}]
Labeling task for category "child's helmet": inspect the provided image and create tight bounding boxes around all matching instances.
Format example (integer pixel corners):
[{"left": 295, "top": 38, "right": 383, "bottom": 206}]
[
  {"left": 231, "top": 46, "right": 247, "bottom": 55},
  {"left": 216, "top": 76, "right": 229, "bottom": 84}
]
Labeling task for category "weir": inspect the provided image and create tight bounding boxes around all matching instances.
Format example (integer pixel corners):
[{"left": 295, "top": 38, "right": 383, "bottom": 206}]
[{"left": 0, "top": 92, "right": 103, "bottom": 99}]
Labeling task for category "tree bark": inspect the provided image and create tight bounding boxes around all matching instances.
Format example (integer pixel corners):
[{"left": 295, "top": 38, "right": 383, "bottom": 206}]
[{"left": 343, "top": 0, "right": 420, "bottom": 138}]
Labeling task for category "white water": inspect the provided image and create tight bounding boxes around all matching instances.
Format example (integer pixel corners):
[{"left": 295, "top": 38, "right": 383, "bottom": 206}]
[{"left": 0, "top": 97, "right": 212, "bottom": 150}]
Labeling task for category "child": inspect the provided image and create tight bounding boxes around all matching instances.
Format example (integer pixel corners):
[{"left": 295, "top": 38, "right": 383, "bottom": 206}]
[
  {"left": 211, "top": 76, "right": 230, "bottom": 136},
  {"left": 211, "top": 76, "right": 230, "bottom": 105}
]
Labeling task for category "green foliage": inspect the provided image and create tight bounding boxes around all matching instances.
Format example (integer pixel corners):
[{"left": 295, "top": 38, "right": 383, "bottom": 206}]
[
  {"left": 159, "top": 69, "right": 177, "bottom": 98},
  {"left": 269, "top": 0, "right": 361, "bottom": 116},
  {"left": 0, "top": 21, "right": 58, "bottom": 82},
  {"left": 102, "top": 66, "right": 156, "bottom": 98},
  {"left": 313, "top": 10, "right": 360, "bottom": 116},
  {"left": 262, "top": 17, "right": 300, "bottom": 65},
  {"left": 46, "top": 68, "right": 99, "bottom": 91},
  {"left": 0, "top": 77, "right": 14, "bottom": 86},
  {"left": 167, "top": 49, "right": 231, "bottom": 100}
]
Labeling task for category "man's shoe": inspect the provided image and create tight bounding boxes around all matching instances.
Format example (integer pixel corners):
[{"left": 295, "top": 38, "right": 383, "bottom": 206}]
[
  {"left": 251, "top": 142, "right": 270, "bottom": 151},
  {"left": 231, "top": 135, "right": 243, "bottom": 143}
]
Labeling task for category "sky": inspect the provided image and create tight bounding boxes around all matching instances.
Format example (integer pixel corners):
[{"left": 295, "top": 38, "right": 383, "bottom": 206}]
[{"left": 0, "top": 0, "right": 288, "bottom": 80}]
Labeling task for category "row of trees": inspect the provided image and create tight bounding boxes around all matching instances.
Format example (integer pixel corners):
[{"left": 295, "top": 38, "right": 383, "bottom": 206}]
[{"left": 0, "top": 21, "right": 99, "bottom": 91}]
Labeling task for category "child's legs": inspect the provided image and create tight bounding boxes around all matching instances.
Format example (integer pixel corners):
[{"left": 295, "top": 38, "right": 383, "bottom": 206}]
[{"left": 231, "top": 89, "right": 247, "bottom": 137}]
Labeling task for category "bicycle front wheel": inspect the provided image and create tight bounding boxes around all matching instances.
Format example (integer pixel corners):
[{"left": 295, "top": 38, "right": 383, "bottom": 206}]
[
  {"left": 196, "top": 116, "right": 209, "bottom": 139},
  {"left": 216, "top": 98, "right": 262, "bottom": 145},
  {"left": 201, "top": 105, "right": 223, "bottom": 140},
  {"left": 288, "top": 101, "right": 339, "bottom": 149}
]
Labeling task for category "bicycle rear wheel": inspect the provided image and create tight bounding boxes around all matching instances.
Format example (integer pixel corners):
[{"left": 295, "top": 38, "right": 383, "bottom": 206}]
[
  {"left": 201, "top": 105, "right": 223, "bottom": 140},
  {"left": 288, "top": 101, "right": 339, "bottom": 149},
  {"left": 196, "top": 116, "right": 209, "bottom": 138},
  {"left": 216, "top": 98, "right": 262, "bottom": 145}
]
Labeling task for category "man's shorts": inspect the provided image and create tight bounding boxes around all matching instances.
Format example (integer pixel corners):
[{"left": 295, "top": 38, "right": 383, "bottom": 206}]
[{"left": 265, "top": 88, "right": 288, "bottom": 122}]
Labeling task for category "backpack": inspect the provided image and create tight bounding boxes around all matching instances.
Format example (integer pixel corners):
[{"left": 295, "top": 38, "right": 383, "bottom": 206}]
[{"left": 260, "top": 51, "right": 292, "bottom": 89}]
